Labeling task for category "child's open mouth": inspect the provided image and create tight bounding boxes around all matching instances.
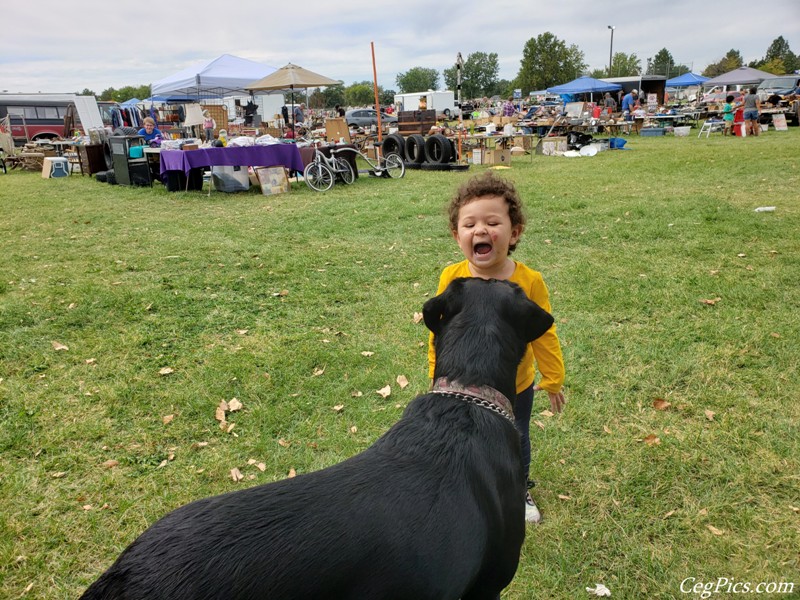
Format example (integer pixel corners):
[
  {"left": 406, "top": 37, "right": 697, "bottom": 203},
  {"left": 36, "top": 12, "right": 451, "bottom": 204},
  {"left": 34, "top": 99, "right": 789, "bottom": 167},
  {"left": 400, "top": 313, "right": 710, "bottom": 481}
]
[{"left": 474, "top": 243, "right": 493, "bottom": 256}]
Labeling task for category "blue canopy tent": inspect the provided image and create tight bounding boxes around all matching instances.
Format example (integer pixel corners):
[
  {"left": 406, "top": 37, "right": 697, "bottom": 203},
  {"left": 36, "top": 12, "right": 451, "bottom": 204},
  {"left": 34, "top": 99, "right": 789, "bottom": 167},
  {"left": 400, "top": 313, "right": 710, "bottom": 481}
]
[
  {"left": 547, "top": 76, "right": 622, "bottom": 103},
  {"left": 120, "top": 98, "right": 142, "bottom": 107},
  {"left": 548, "top": 76, "right": 621, "bottom": 94},
  {"left": 666, "top": 73, "right": 709, "bottom": 87}
]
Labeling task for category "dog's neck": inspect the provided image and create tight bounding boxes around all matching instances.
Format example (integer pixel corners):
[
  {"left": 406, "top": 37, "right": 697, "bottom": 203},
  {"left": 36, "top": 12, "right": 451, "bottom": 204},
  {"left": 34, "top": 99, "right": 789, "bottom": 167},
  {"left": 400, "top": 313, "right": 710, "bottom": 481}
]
[{"left": 430, "top": 377, "right": 515, "bottom": 424}]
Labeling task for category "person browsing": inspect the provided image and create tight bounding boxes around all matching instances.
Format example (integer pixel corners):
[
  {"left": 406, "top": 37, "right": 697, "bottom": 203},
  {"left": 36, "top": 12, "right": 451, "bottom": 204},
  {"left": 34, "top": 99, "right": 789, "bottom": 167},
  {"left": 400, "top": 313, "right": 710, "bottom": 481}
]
[
  {"left": 202, "top": 110, "right": 216, "bottom": 143},
  {"left": 621, "top": 89, "right": 638, "bottom": 122},
  {"left": 427, "top": 172, "right": 566, "bottom": 524},
  {"left": 137, "top": 117, "right": 162, "bottom": 142}
]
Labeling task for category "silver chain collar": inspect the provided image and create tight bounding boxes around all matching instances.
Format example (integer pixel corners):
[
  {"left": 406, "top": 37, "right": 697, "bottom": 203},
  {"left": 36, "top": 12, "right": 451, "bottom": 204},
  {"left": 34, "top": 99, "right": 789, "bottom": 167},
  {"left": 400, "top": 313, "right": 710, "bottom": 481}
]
[{"left": 430, "top": 389, "right": 515, "bottom": 425}]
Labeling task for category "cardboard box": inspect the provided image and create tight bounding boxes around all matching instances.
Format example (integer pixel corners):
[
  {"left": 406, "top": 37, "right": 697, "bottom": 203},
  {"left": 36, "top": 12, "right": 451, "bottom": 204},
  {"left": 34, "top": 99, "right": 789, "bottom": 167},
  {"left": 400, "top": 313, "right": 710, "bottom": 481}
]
[
  {"left": 485, "top": 149, "right": 511, "bottom": 165},
  {"left": 536, "top": 136, "right": 568, "bottom": 156}
]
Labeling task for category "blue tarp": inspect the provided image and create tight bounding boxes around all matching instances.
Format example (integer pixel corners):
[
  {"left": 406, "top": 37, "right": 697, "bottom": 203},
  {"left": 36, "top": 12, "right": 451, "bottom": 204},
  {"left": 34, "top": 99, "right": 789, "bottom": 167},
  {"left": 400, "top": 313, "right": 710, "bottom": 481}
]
[
  {"left": 143, "top": 95, "right": 200, "bottom": 103},
  {"left": 547, "top": 76, "right": 622, "bottom": 94},
  {"left": 665, "top": 73, "right": 709, "bottom": 87}
]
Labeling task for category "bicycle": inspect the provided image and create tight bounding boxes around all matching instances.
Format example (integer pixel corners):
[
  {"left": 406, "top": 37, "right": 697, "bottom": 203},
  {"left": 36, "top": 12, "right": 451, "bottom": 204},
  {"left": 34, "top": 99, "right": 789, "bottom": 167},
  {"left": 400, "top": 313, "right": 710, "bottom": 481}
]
[
  {"left": 303, "top": 142, "right": 405, "bottom": 192},
  {"left": 302, "top": 145, "right": 356, "bottom": 192}
]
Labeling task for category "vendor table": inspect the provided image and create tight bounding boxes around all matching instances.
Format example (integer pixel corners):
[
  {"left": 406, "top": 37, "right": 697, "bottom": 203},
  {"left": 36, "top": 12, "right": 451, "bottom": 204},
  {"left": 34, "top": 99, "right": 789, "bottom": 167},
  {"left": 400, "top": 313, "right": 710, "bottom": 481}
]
[{"left": 159, "top": 144, "right": 304, "bottom": 178}]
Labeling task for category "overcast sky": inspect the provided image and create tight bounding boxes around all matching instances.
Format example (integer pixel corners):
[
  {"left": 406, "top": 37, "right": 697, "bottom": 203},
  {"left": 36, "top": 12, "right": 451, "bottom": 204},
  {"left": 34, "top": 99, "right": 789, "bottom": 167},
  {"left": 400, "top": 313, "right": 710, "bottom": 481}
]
[{"left": 2, "top": 0, "right": 798, "bottom": 96}]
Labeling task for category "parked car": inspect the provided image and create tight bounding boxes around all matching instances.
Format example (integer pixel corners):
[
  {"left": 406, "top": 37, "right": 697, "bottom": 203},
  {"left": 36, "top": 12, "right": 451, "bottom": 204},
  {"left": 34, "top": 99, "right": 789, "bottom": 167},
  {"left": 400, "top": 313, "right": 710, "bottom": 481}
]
[
  {"left": 756, "top": 75, "right": 800, "bottom": 101},
  {"left": 700, "top": 89, "right": 744, "bottom": 105},
  {"left": 345, "top": 109, "right": 398, "bottom": 127}
]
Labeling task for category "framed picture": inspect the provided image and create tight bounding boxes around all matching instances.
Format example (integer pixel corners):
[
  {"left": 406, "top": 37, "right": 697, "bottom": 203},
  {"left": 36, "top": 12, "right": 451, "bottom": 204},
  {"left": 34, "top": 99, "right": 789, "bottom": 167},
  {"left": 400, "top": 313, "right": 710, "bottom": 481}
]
[{"left": 255, "top": 166, "right": 290, "bottom": 196}]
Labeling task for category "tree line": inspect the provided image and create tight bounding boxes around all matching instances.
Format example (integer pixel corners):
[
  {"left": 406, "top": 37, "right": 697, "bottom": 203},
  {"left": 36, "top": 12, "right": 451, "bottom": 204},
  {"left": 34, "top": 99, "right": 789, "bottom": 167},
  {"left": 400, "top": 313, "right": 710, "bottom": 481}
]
[{"left": 80, "top": 34, "right": 796, "bottom": 108}]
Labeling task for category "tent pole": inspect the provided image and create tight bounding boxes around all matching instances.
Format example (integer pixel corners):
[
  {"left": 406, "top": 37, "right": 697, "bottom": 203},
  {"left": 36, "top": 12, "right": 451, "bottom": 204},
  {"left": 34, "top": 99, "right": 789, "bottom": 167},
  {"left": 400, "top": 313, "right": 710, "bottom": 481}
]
[{"left": 371, "top": 42, "right": 383, "bottom": 158}]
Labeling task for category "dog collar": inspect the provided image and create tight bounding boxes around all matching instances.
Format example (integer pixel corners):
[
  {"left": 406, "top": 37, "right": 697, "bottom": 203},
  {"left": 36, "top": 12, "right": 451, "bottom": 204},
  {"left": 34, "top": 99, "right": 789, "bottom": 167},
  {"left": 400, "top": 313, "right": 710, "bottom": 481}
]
[{"left": 431, "top": 377, "right": 515, "bottom": 424}]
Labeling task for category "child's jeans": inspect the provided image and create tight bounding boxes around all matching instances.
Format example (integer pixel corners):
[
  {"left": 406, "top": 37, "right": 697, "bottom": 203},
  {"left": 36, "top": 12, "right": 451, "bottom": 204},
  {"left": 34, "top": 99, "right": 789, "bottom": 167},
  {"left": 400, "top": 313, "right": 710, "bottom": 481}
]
[{"left": 514, "top": 384, "right": 535, "bottom": 480}]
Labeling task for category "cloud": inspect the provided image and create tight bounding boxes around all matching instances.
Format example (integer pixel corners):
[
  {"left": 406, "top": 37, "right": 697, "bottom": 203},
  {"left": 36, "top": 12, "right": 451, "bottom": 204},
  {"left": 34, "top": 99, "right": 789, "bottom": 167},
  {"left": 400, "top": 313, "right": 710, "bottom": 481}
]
[{"left": 1, "top": 0, "right": 797, "bottom": 93}]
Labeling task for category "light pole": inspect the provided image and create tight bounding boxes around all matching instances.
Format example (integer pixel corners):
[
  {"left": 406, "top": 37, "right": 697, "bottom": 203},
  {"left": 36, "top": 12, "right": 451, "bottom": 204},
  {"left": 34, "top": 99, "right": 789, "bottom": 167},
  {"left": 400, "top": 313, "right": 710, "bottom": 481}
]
[{"left": 607, "top": 26, "right": 615, "bottom": 77}]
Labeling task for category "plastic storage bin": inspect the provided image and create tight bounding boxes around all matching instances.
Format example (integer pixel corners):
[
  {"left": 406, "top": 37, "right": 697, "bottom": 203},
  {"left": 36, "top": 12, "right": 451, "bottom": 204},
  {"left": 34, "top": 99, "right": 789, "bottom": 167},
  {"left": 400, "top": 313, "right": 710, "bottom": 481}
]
[{"left": 639, "top": 128, "right": 665, "bottom": 137}]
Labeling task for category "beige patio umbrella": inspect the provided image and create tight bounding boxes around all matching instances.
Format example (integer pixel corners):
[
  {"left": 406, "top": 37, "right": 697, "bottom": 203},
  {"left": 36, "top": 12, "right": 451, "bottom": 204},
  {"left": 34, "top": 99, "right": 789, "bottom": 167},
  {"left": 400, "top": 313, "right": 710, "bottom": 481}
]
[{"left": 246, "top": 63, "right": 342, "bottom": 132}]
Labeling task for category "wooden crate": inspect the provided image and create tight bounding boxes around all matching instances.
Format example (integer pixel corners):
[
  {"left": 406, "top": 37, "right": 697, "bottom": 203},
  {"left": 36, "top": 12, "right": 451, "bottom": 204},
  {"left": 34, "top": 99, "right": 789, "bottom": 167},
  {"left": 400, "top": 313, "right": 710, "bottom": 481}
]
[{"left": 397, "top": 110, "right": 436, "bottom": 136}]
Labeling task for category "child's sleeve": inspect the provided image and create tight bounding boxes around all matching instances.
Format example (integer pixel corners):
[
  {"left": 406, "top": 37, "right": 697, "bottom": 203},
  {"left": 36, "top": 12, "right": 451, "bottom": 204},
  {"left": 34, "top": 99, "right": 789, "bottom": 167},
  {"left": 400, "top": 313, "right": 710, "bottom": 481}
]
[
  {"left": 528, "top": 277, "right": 565, "bottom": 394},
  {"left": 427, "top": 271, "right": 451, "bottom": 380}
]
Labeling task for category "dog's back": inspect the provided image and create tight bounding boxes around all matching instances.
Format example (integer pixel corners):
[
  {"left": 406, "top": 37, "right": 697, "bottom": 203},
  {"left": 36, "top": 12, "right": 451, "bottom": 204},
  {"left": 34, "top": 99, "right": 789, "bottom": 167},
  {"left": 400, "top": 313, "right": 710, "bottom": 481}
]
[{"left": 81, "top": 278, "right": 554, "bottom": 600}]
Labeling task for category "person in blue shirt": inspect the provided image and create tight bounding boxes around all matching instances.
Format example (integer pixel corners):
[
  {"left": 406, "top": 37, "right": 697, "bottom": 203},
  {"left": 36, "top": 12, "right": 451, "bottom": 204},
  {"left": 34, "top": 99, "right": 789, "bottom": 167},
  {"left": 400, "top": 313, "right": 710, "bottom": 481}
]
[
  {"left": 621, "top": 89, "right": 638, "bottom": 121},
  {"left": 137, "top": 117, "right": 162, "bottom": 142}
]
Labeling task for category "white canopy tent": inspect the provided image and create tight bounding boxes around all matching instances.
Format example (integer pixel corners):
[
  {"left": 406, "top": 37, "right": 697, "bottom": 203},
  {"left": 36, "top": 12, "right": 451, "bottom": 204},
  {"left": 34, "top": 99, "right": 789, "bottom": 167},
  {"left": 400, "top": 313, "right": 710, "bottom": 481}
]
[{"left": 151, "top": 54, "right": 278, "bottom": 99}]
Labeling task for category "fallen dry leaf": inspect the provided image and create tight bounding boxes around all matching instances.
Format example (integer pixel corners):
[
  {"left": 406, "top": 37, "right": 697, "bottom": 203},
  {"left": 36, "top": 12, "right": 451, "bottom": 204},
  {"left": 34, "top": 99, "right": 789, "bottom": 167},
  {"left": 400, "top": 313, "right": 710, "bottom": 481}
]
[
  {"left": 534, "top": 420, "right": 545, "bottom": 430},
  {"left": 51, "top": 472, "right": 66, "bottom": 479},
  {"left": 192, "top": 441, "right": 209, "bottom": 449},
  {"left": 643, "top": 434, "right": 661, "bottom": 446},
  {"left": 256, "top": 463, "right": 266, "bottom": 472},
  {"left": 51, "top": 341, "right": 69, "bottom": 351},
  {"left": 225, "top": 423, "right": 235, "bottom": 434},
  {"left": 312, "top": 367, "right": 325, "bottom": 377},
  {"left": 82, "top": 505, "right": 93, "bottom": 511},
  {"left": 332, "top": 404, "right": 345, "bottom": 413},
  {"left": 350, "top": 426, "right": 358, "bottom": 434},
  {"left": 770, "top": 332, "right": 781, "bottom": 338},
  {"left": 102, "top": 460, "right": 119, "bottom": 469},
  {"left": 230, "top": 468, "right": 244, "bottom": 482},
  {"left": 664, "top": 510, "right": 676, "bottom": 518},
  {"left": 413, "top": 312, "right": 424, "bottom": 324},
  {"left": 162, "top": 414, "right": 174, "bottom": 425},
  {"left": 351, "top": 391, "right": 363, "bottom": 398},
  {"left": 215, "top": 406, "right": 227, "bottom": 422},
  {"left": 288, "top": 468, "right": 297, "bottom": 478},
  {"left": 157, "top": 459, "right": 168, "bottom": 468},
  {"left": 788, "top": 505, "right": 799, "bottom": 513},
  {"left": 603, "top": 425, "right": 613, "bottom": 434},
  {"left": 158, "top": 367, "right": 174, "bottom": 376},
  {"left": 653, "top": 399, "right": 672, "bottom": 411},
  {"left": 699, "top": 297, "right": 722, "bottom": 306},
  {"left": 272, "top": 289, "right": 289, "bottom": 297},
  {"left": 698, "top": 508, "right": 708, "bottom": 516},
  {"left": 396, "top": 375, "right": 409, "bottom": 389},
  {"left": 85, "top": 358, "right": 96, "bottom": 365},
  {"left": 235, "top": 329, "right": 248, "bottom": 335},
  {"left": 278, "top": 438, "right": 291, "bottom": 448},
  {"left": 705, "top": 409, "right": 716, "bottom": 421},
  {"left": 558, "top": 494, "right": 572, "bottom": 501},
  {"left": 737, "top": 253, "right": 746, "bottom": 258},
  {"left": 540, "top": 409, "right": 554, "bottom": 418},
  {"left": 227, "top": 398, "right": 243, "bottom": 412},
  {"left": 361, "top": 351, "right": 375, "bottom": 357},
  {"left": 706, "top": 524, "right": 724, "bottom": 536},
  {"left": 376, "top": 385, "right": 391, "bottom": 399},
  {"left": 247, "top": 458, "right": 256, "bottom": 465}
]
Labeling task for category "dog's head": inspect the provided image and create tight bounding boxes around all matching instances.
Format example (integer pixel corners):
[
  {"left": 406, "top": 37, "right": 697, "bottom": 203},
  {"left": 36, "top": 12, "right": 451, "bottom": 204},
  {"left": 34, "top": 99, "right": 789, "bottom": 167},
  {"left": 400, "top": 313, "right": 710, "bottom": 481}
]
[{"left": 423, "top": 278, "right": 554, "bottom": 399}]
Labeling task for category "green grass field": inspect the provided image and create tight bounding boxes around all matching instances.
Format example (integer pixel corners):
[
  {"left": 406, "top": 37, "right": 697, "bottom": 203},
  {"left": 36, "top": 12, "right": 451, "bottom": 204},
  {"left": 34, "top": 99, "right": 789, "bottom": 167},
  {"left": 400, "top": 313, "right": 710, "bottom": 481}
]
[{"left": 1, "top": 129, "right": 799, "bottom": 599}]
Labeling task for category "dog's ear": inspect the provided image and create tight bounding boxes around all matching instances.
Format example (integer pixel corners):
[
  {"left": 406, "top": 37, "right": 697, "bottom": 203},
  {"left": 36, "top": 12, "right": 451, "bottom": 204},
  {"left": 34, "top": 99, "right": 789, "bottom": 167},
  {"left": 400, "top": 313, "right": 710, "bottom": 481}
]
[
  {"left": 422, "top": 278, "right": 465, "bottom": 335},
  {"left": 509, "top": 290, "right": 554, "bottom": 343}
]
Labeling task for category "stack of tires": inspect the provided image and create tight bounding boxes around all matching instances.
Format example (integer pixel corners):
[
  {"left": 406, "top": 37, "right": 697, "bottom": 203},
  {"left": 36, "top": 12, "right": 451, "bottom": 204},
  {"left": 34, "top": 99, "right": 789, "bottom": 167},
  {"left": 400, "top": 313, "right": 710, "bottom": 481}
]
[{"left": 383, "top": 133, "right": 467, "bottom": 172}]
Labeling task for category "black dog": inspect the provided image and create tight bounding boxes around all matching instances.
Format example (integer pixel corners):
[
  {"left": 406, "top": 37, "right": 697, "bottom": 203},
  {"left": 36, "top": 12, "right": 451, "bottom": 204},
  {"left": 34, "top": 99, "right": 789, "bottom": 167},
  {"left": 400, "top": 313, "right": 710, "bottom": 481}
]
[{"left": 81, "top": 277, "right": 554, "bottom": 600}]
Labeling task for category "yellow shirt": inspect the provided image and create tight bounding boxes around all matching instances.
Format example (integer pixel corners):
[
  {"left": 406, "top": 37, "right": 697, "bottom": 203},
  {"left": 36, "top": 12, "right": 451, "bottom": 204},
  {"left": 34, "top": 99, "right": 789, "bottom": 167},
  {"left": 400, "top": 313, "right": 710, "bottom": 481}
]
[{"left": 427, "top": 260, "right": 565, "bottom": 394}]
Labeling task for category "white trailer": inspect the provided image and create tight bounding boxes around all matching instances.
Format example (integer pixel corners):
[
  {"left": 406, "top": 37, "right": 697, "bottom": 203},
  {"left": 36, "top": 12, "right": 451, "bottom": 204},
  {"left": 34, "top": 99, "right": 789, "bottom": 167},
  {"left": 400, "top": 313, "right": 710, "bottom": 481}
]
[{"left": 394, "top": 91, "right": 457, "bottom": 118}]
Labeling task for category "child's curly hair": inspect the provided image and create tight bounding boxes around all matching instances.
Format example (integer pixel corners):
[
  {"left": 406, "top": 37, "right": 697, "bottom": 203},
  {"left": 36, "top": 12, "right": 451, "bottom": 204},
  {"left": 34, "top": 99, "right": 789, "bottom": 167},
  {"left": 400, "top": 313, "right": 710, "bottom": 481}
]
[{"left": 448, "top": 172, "right": 526, "bottom": 253}]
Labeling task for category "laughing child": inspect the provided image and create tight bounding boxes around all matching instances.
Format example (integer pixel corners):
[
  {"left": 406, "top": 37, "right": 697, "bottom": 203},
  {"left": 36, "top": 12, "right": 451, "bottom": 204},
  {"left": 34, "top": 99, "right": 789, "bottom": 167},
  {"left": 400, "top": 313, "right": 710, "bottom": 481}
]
[{"left": 427, "top": 171, "right": 566, "bottom": 523}]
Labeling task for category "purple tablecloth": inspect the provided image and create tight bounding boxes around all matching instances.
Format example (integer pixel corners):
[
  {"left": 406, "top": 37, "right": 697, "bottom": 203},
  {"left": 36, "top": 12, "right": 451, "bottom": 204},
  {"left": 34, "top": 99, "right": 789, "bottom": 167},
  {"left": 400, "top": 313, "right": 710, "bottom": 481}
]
[{"left": 159, "top": 144, "right": 304, "bottom": 176}]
